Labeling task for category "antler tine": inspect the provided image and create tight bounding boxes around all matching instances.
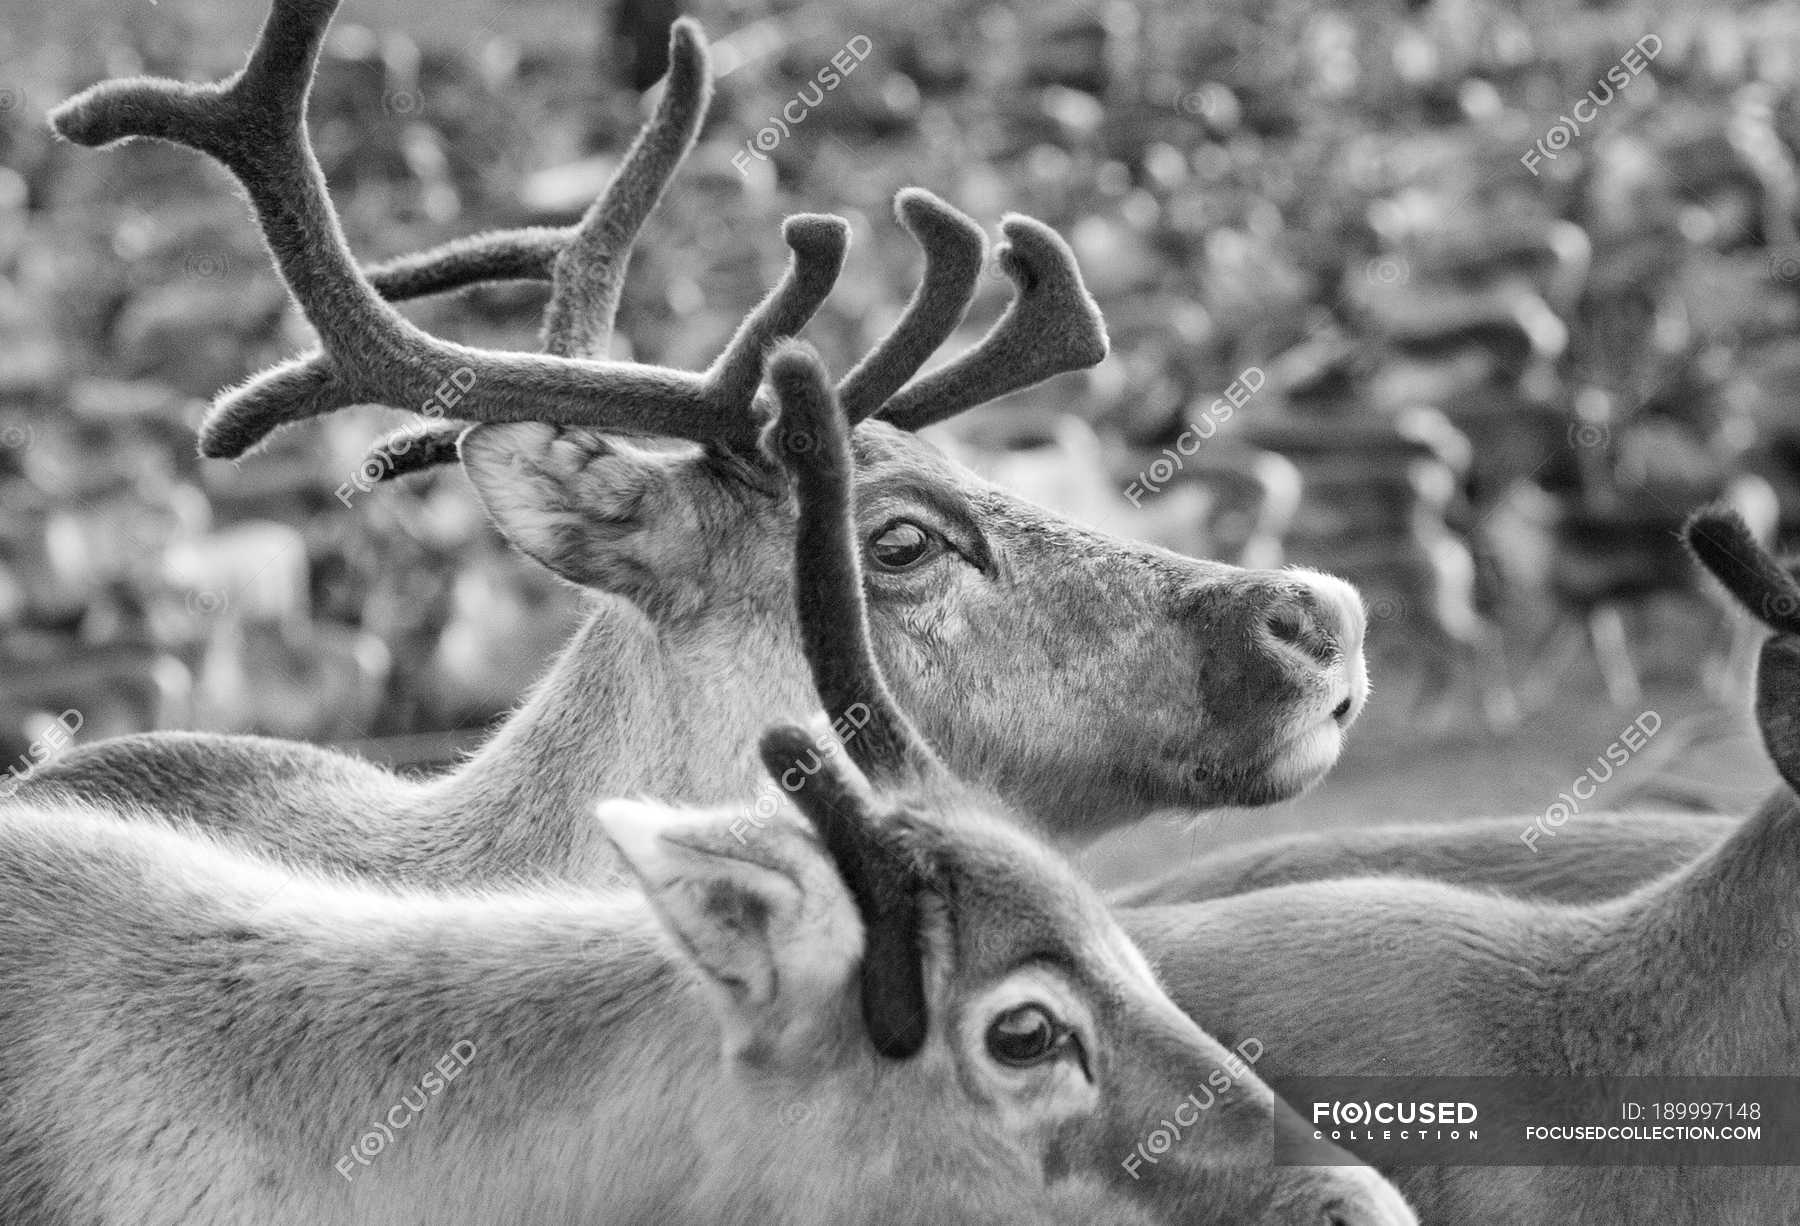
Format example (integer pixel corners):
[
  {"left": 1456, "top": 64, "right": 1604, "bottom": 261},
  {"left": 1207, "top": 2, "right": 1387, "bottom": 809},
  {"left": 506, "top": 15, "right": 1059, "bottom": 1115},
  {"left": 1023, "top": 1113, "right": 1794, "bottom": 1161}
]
[
  {"left": 757, "top": 340, "right": 936, "bottom": 1059},
  {"left": 1685, "top": 507, "right": 1800, "bottom": 636},
  {"left": 757, "top": 724, "right": 931, "bottom": 1059},
  {"left": 834, "top": 189, "right": 986, "bottom": 424},
  {"left": 51, "top": 0, "right": 846, "bottom": 460},
  {"left": 325, "top": 16, "right": 707, "bottom": 315},
  {"left": 365, "top": 186, "right": 987, "bottom": 452},
  {"left": 762, "top": 342, "right": 944, "bottom": 788},
  {"left": 542, "top": 17, "right": 709, "bottom": 360},
  {"left": 705, "top": 218, "right": 853, "bottom": 421},
  {"left": 362, "top": 227, "right": 568, "bottom": 301},
  {"left": 878, "top": 214, "right": 1108, "bottom": 433},
  {"left": 202, "top": 211, "right": 843, "bottom": 461},
  {"left": 359, "top": 19, "right": 742, "bottom": 482},
  {"left": 365, "top": 419, "right": 467, "bottom": 480},
  {"left": 359, "top": 186, "right": 982, "bottom": 479},
  {"left": 357, "top": 227, "right": 567, "bottom": 483}
]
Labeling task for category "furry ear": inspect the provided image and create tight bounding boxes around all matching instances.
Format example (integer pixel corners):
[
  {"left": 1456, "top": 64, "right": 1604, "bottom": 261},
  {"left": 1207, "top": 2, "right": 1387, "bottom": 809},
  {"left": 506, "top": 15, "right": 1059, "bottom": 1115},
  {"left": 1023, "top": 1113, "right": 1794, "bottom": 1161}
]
[
  {"left": 461, "top": 422, "right": 685, "bottom": 599},
  {"left": 596, "top": 797, "right": 862, "bottom": 1062}
]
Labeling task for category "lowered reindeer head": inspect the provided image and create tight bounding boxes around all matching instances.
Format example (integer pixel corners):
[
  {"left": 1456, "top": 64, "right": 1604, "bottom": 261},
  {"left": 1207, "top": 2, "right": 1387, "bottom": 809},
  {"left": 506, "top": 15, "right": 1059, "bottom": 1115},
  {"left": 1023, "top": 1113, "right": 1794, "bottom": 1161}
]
[
  {"left": 50, "top": 0, "right": 1367, "bottom": 835},
  {"left": 593, "top": 757, "right": 1413, "bottom": 1224},
  {"left": 589, "top": 345, "right": 1412, "bottom": 1224}
]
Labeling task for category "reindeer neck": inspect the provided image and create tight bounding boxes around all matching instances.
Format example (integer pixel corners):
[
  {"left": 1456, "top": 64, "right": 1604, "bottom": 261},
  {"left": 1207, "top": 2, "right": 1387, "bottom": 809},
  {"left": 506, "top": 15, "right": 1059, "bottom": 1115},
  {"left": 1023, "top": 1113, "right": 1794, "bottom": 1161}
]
[
  {"left": 304, "top": 895, "right": 877, "bottom": 1226},
  {"left": 234, "top": 894, "right": 727, "bottom": 1222},
  {"left": 429, "top": 593, "right": 816, "bottom": 885},
  {"left": 324, "top": 906, "right": 729, "bottom": 1223},
  {"left": 1620, "top": 790, "right": 1800, "bottom": 970},
  {"left": 3, "top": 808, "right": 732, "bottom": 1226},
  {"left": 1573, "top": 790, "right": 1800, "bottom": 1070}
]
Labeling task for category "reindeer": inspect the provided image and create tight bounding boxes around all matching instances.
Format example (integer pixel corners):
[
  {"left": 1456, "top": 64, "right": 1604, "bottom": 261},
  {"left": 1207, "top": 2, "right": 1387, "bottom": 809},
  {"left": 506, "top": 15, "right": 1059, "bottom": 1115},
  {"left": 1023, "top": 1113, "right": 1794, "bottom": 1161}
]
[
  {"left": 31, "top": 0, "right": 1367, "bottom": 885},
  {"left": 1121, "top": 517, "right": 1793, "bottom": 910},
  {"left": 1120, "top": 508, "right": 1800, "bottom": 1223},
  {"left": 0, "top": 343, "right": 1414, "bottom": 1226},
  {"left": 1116, "top": 810, "right": 1739, "bottom": 907}
]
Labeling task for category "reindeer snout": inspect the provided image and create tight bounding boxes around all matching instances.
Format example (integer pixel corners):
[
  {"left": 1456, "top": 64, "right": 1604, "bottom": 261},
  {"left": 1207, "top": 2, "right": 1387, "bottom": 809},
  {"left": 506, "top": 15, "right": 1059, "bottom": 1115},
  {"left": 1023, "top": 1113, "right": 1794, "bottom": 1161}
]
[
  {"left": 1269, "top": 1162, "right": 1416, "bottom": 1226},
  {"left": 1260, "top": 570, "right": 1369, "bottom": 726},
  {"left": 1312, "top": 1171, "right": 1418, "bottom": 1226}
]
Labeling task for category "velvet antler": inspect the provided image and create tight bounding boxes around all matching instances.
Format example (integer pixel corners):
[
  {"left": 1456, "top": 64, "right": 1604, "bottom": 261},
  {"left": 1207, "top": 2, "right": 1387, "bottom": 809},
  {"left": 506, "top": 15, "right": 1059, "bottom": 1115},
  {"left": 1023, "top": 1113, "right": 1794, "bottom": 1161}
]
[
  {"left": 50, "top": 2, "right": 843, "bottom": 458},
  {"left": 53, "top": 0, "right": 1110, "bottom": 478},
  {"left": 756, "top": 340, "right": 946, "bottom": 1059},
  {"left": 360, "top": 183, "right": 989, "bottom": 479},
  {"left": 878, "top": 215, "right": 1108, "bottom": 431},
  {"left": 761, "top": 342, "right": 945, "bottom": 786}
]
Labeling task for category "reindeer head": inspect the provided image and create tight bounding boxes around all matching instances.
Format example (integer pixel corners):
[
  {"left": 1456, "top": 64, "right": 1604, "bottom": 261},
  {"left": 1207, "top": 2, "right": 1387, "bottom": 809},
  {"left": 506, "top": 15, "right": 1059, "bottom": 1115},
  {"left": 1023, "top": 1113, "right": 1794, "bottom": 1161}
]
[
  {"left": 589, "top": 346, "right": 1412, "bottom": 1224},
  {"left": 50, "top": 0, "right": 1367, "bottom": 833},
  {"left": 1676, "top": 507, "right": 1800, "bottom": 1072},
  {"left": 594, "top": 759, "right": 1410, "bottom": 1225},
  {"left": 1686, "top": 507, "right": 1800, "bottom": 797}
]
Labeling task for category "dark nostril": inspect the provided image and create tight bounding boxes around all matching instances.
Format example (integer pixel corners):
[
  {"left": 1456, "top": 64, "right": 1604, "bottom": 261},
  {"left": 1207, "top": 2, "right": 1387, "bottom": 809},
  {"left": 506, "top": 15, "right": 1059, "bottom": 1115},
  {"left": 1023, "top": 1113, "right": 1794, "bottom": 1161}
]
[
  {"left": 1266, "top": 602, "right": 1308, "bottom": 644},
  {"left": 1332, "top": 696, "right": 1353, "bottom": 722},
  {"left": 1265, "top": 595, "right": 1338, "bottom": 666}
]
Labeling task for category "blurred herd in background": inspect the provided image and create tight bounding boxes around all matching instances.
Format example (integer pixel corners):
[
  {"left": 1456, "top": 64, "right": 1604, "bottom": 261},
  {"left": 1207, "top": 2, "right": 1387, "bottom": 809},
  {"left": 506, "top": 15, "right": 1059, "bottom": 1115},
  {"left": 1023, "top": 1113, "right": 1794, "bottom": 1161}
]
[{"left": 6, "top": 0, "right": 1800, "bottom": 778}]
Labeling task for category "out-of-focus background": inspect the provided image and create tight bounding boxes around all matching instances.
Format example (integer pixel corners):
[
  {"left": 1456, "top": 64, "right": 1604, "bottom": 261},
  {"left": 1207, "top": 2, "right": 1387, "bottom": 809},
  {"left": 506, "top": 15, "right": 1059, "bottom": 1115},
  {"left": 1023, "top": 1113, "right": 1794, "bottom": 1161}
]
[{"left": 3, "top": 0, "right": 1797, "bottom": 880}]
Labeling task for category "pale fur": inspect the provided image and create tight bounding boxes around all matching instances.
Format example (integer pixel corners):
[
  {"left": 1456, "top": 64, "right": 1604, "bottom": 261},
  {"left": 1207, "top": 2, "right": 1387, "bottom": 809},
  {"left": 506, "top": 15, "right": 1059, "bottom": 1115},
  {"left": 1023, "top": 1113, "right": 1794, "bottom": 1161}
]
[
  {"left": 1117, "top": 810, "right": 1740, "bottom": 907},
  {"left": 1117, "top": 514, "right": 1800, "bottom": 1221},
  {"left": 29, "top": 422, "right": 1368, "bottom": 884},
  {"left": 39, "top": 0, "right": 1370, "bottom": 883},
  {"left": 1123, "top": 779, "right": 1800, "bottom": 1221},
  {"left": 0, "top": 790, "right": 1413, "bottom": 1226}
]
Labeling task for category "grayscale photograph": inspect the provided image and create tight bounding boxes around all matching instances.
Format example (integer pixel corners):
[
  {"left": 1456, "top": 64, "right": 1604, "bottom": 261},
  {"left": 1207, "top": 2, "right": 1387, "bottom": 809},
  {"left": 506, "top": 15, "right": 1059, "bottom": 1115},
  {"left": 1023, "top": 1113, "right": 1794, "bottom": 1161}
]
[{"left": 0, "top": 0, "right": 1795, "bottom": 1220}]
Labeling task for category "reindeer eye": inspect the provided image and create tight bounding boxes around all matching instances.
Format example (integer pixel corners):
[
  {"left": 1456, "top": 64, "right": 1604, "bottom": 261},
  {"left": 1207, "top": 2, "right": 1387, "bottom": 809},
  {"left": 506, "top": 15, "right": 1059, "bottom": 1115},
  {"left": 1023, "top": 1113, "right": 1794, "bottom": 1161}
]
[
  {"left": 986, "top": 1003, "right": 1063, "bottom": 1067},
  {"left": 869, "top": 520, "right": 940, "bottom": 571}
]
